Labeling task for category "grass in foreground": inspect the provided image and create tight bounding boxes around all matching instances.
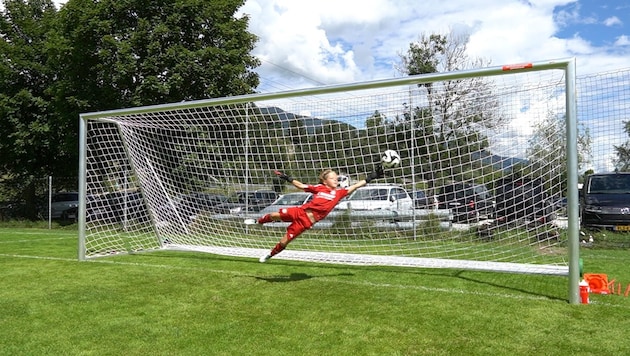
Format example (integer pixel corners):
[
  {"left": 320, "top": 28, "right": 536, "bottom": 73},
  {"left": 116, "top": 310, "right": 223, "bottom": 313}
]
[{"left": 1, "top": 226, "right": 629, "bottom": 355}]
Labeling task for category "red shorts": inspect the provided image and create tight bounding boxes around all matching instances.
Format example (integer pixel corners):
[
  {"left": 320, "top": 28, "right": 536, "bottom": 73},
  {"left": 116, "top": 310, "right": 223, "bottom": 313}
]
[{"left": 278, "top": 207, "right": 313, "bottom": 241}]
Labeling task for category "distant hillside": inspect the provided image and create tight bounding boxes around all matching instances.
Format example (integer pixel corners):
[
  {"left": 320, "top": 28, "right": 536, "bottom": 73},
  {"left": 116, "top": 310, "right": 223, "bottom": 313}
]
[
  {"left": 256, "top": 107, "right": 527, "bottom": 171},
  {"left": 472, "top": 150, "right": 528, "bottom": 171},
  {"left": 256, "top": 106, "right": 357, "bottom": 134}
]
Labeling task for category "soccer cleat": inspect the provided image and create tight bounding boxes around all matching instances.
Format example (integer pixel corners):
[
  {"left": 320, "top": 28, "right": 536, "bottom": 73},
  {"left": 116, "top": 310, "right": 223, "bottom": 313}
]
[{"left": 259, "top": 254, "right": 271, "bottom": 263}]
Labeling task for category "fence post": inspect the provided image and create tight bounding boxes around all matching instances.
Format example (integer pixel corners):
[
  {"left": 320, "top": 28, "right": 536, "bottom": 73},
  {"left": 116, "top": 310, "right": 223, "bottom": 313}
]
[{"left": 48, "top": 176, "right": 52, "bottom": 229}]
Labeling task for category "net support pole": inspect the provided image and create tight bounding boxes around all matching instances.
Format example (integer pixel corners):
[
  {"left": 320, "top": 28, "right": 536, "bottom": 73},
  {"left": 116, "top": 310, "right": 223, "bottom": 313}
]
[
  {"left": 78, "top": 115, "right": 88, "bottom": 261},
  {"left": 564, "top": 57, "right": 580, "bottom": 304}
]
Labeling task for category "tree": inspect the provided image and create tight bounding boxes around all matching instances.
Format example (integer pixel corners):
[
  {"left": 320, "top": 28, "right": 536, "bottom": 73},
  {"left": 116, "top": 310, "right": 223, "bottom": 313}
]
[
  {"left": 613, "top": 121, "right": 630, "bottom": 171},
  {"left": 396, "top": 30, "right": 505, "bottom": 185},
  {"left": 526, "top": 112, "right": 592, "bottom": 195},
  {"left": 55, "top": 0, "right": 260, "bottom": 110},
  {"left": 0, "top": 0, "right": 68, "bottom": 217},
  {"left": 1, "top": 0, "right": 261, "bottom": 218}
]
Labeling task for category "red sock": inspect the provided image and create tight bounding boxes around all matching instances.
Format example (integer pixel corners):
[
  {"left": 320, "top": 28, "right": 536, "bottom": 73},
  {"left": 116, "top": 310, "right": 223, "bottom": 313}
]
[
  {"left": 270, "top": 242, "right": 286, "bottom": 257},
  {"left": 257, "top": 214, "right": 272, "bottom": 224}
]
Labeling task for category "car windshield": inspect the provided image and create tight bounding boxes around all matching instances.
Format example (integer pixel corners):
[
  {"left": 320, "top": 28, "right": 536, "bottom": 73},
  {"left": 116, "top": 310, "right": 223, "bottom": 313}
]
[
  {"left": 52, "top": 193, "right": 78, "bottom": 202},
  {"left": 274, "top": 194, "right": 309, "bottom": 205},
  {"left": 588, "top": 175, "right": 630, "bottom": 194},
  {"left": 225, "top": 192, "right": 251, "bottom": 203},
  {"left": 349, "top": 188, "right": 389, "bottom": 201}
]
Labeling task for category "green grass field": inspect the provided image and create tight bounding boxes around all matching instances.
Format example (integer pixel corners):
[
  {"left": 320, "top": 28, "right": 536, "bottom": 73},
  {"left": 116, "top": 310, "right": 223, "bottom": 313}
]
[{"left": 1, "top": 226, "right": 630, "bottom": 355}]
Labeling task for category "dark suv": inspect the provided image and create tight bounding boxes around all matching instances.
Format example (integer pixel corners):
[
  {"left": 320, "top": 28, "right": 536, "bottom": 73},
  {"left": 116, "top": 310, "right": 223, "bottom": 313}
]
[
  {"left": 437, "top": 182, "right": 494, "bottom": 222},
  {"left": 581, "top": 172, "right": 630, "bottom": 230},
  {"left": 494, "top": 177, "right": 554, "bottom": 224}
]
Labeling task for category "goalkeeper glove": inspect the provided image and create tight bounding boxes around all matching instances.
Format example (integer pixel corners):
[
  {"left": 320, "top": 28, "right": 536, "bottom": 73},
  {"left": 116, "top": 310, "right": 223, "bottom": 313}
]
[
  {"left": 274, "top": 170, "right": 294, "bottom": 183},
  {"left": 365, "top": 165, "right": 384, "bottom": 183}
]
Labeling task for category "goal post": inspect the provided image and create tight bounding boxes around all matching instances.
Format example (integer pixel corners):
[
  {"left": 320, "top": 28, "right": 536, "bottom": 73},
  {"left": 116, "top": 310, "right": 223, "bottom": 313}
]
[{"left": 78, "top": 57, "right": 580, "bottom": 302}]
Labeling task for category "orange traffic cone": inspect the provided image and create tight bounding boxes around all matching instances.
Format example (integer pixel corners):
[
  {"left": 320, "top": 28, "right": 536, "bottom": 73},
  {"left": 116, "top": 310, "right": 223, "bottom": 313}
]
[{"left": 583, "top": 273, "right": 610, "bottom": 295}]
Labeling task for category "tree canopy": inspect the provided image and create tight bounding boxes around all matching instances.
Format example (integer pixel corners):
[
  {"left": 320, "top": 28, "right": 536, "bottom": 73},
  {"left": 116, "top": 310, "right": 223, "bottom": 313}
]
[
  {"left": 0, "top": 0, "right": 260, "bottom": 216},
  {"left": 396, "top": 30, "right": 504, "bottom": 188}
]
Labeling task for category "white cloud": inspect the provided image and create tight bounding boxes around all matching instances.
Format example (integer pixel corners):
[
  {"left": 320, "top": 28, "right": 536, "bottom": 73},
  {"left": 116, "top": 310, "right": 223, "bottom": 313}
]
[
  {"left": 614, "top": 35, "right": 630, "bottom": 46},
  {"left": 603, "top": 16, "right": 622, "bottom": 27},
  {"left": 239, "top": 0, "right": 630, "bottom": 92}
]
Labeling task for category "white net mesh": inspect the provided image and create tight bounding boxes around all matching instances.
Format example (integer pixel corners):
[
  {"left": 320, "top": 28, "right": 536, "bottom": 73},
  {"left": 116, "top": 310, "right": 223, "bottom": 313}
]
[{"left": 80, "top": 61, "right": 575, "bottom": 275}]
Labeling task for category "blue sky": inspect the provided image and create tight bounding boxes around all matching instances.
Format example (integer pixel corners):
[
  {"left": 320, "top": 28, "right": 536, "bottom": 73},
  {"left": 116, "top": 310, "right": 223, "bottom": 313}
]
[
  {"left": 554, "top": 2, "right": 629, "bottom": 48},
  {"left": 238, "top": 0, "right": 630, "bottom": 92}
]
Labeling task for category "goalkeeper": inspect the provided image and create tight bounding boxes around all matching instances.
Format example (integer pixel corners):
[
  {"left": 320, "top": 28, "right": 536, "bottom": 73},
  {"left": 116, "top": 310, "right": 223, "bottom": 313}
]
[{"left": 257, "top": 166, "right": 384, "bottom": 263}]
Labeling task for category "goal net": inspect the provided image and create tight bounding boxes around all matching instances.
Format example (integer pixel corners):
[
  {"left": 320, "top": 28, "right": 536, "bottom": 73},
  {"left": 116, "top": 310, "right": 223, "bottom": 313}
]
[{"left": 79, "top": 58, "right": 579, "bottom": 277}]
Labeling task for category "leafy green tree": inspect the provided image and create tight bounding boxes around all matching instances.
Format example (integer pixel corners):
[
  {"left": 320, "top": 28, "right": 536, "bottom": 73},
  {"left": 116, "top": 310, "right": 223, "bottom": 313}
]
[
  {"left": 526, "top": 112, "right": 591, "bottom": 195},
  {"left": 0, "top": 0, "right": 68, "bottom": 217},
  {"left": 397, "top": 30, "right": 505, "bottom": 186},
  {"left": 1, "top": 0, "right": 260, "bottom": 217},
  {"left": 613, "top": 121, "right": 630, "bottom": 172},
  {"left": 55, "top": 0, "right": 260, "bottom": 110}
]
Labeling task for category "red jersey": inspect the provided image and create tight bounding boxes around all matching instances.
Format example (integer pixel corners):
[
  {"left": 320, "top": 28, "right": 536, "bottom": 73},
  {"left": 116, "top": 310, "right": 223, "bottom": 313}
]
[{"left": 301, "top": 184, "right": 349, "bottom": 221}]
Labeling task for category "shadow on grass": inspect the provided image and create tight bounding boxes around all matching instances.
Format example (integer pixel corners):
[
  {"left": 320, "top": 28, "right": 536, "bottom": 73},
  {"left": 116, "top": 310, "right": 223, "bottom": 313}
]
[
  {"left": 255, "top": 272, "right": 354, "bottom": 283},
  {"left": 452, "top": 270, "right": 567, "bottom": 302}
]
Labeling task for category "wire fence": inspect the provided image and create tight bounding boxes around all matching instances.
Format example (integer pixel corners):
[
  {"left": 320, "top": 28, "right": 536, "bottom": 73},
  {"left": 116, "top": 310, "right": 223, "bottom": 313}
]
[{"left": 0, "top": 176, "right": 78, "bottom": 222}]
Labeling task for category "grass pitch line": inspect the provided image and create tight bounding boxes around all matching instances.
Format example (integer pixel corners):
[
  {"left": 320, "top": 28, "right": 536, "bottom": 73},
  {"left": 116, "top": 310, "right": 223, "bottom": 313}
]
[
  {"left": 0, "top": 230, "right": 76, "bottom": 236},
  {"left": 0, "top": 236, "right": 75, "bottom": 244},
  {"left": 0, "top": 253, "right": 77, "bottom": 261}
]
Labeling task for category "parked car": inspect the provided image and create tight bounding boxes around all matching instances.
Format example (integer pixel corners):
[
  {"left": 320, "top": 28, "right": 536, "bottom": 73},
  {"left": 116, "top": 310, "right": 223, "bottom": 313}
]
[
  {"left": 437, "top": 182, "right": 494, "bottom": 222},
  {"left": 174, "top": 192, "right": 228, "bottom": 216},
  {"left": 211, "top": 190, "right": 279, "bottom": 214},
  {"left": 258, "top": 192, "right": 313, "bottom": 215},
  {"left": 0, "top": 201, "right": 29, "bottom": 221},
  {"left": 581, "top": 172, "right": 630, "bottom": 230},
  {"left": 47, "top": 192, "right": 79, "bottom": 220},
  {"left": 335, "top": 184, "right": 413, "bottom": 211},
  {"left": 62, "top": 190, "right": 149, "bottom": 223},
  {"left": 494, "top": 177, "right": 554, "bottom": 224},
  {"left": 412, "top": 190, "right": 434, "bottom": 209},
  {"left": 103, "top": 191, "right": 149, "bottom": 223},
  {"left": 154, "top": 192, "right": 228, "bottom": 223}
]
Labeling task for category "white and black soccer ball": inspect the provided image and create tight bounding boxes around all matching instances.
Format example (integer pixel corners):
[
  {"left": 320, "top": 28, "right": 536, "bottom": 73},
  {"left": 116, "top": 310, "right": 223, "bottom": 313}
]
[
  {"left": 337, "top": 174, "right": 350, "bottom": 188},
  {"left": 381, "top": 149, "right": 401, "bottom": 168}
]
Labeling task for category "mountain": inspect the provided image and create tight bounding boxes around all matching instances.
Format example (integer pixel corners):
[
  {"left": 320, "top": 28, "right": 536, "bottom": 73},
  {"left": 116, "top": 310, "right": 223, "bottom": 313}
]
[
  {"left": 256, "top": 106, "right": 357, "bottom": 134},
  {"left": 256, "top": 107, "right": 527, "bottom": 171},
  {"left": 472, "top": 150, "right": 528, "bottom": 171}
]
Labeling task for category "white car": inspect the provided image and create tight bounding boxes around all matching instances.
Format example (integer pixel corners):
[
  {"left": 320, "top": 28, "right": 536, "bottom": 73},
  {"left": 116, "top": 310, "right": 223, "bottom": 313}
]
[
  {"left": 336, "top": 185, "right": 413, "bottom": 211},
  {"left": 258, "top": 192, "right": 313, "bottom": 215}
]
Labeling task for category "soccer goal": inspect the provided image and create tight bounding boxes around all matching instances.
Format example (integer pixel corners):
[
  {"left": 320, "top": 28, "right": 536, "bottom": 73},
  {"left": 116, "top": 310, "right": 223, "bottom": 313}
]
[{"left": 78, "top": 58, "right": 580, "bottom": 299}]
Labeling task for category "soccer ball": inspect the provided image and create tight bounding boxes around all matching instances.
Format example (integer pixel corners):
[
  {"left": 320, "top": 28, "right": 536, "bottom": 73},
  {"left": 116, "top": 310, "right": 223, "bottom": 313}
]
[
  {"left": 337, "top": 174, "right": 350, "bottom": 188},
  {"left": 381, "top": 149, "right": 401, "bottom": 168}
]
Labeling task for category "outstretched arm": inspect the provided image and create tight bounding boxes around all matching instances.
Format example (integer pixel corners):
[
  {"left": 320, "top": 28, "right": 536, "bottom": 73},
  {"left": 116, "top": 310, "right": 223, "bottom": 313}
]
[
  {"left": 347, "top": 165, "right": 384, "bottom": 194},
  {"left": 275, "top": 170, "right": 308, "bottom": 190}
]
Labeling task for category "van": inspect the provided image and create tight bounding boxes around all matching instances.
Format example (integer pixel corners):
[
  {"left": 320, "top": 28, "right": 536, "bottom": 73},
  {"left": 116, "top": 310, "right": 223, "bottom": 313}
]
[{"left": 581, "top": 172, "right": 630, "bottom": 230}]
